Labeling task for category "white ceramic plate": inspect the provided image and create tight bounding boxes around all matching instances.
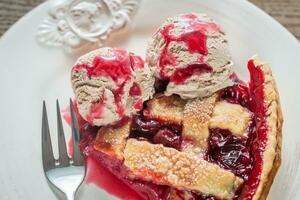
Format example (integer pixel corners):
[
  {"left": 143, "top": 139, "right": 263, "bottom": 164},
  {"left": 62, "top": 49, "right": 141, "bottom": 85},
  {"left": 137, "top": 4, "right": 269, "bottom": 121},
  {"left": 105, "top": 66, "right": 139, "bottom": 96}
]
[{"left": 1, "top": 0, "right": 300, "bottom": 199}]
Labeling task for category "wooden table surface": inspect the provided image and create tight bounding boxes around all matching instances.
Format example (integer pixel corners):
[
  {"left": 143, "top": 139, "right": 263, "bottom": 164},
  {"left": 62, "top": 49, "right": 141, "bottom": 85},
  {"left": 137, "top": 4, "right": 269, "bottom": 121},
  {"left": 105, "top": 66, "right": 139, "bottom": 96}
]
[{"left": 0, "top": 0, "right": 300, "bottom": 40}]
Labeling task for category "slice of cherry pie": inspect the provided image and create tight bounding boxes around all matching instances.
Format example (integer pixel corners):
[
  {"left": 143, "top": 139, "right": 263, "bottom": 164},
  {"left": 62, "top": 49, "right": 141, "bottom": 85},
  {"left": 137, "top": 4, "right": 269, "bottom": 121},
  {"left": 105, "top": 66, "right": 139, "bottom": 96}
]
[{"left": 70, "top": 56, "right": 282, "bottom": 200}]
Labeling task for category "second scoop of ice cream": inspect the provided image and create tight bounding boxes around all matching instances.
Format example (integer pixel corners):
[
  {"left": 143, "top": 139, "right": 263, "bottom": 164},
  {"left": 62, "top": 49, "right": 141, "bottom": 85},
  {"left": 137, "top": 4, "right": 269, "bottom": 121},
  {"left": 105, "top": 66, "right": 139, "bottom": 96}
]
[
  {"left": 72, "top": 47, "right": 155, "bottom": 126},
  {"left": 146, "top": 13, "right": 233, "bottom": 99}
]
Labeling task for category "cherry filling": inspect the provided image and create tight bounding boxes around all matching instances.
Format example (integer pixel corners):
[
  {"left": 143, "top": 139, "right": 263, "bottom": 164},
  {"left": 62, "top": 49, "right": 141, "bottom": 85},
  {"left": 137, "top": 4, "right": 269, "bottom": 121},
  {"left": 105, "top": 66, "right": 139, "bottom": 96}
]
[
  {"left": 130, "top": 114, "right": 182, "bottom": 149},
  {"left": 153, "top": 128, "right": 181, "bottom": 150},
  {"left": 207, "top": 128, "right": 253, "bottom": 180},
  {"left": 220, "top": 83, "right": 250, "bottom": 108}
]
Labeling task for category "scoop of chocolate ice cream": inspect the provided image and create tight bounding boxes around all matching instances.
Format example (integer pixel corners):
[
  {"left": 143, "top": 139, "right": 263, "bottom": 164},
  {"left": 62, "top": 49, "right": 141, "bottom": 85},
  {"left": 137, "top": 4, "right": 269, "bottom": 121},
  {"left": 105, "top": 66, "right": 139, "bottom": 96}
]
[
  {"left": 72, "top": 47, "right": 155, "bottom": 126},
  {"left": 146, "top": 13, "right": 233, "bottom": 99}
]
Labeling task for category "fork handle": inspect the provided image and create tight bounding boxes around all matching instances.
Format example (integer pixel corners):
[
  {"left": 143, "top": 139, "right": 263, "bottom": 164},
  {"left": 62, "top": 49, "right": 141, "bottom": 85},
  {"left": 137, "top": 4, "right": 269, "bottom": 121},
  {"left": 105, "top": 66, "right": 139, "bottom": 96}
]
[{"left": 65, "top": 192, "right": 75, "bottom": 200}]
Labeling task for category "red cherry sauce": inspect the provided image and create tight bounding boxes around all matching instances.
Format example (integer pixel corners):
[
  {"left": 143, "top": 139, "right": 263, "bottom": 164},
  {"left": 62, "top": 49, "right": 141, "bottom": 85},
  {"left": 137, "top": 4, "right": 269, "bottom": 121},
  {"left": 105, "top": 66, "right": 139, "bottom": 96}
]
[
  {"left": 207, "top": 128, "right": 253, "bottom": 180},
  {"left": 86, "top": 96, "right": 107, "bottom": 125},
  {"left": 130, "top": 113, "right": 182, "bottom": 150},
  {"left": 73, "top": 48, "right": 133, "bottom": 83},
  {"left": 129, "top": 82, "right": 142, "bottom": 97},
  {"left": 85, "top": 156, "right": 143, "bottom": 200},
  {"left": 170, "top": 63, "right": 213, "bottom": 84},
  {"left": 62, "top": 100, "right": 86, "bottom": 128},
  {"left": 129, "top": 53, "right": 145, "bottom": 70},
  {"left": 220, "top": 80, "right": 250, "bottom": 108},
  {"left": 158, "top": 14, "right": 218, "bottom": 83},
  {"left": 112, "top": 82, "right": 126, "bottom": 117},
  {"left": 130, "top": 82, "right": 143, "bottom": 111},
  {"left": 73, "top": 48, "right": 144, "bottom": 123},
  {"left": 237, "top": 60, "right": 267, "bottom": 200}
]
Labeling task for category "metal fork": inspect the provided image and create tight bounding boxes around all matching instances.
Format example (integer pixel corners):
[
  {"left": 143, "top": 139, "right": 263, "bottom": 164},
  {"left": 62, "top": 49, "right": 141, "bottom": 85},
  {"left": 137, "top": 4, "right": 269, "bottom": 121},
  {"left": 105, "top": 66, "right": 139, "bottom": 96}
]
[{"left": 42, "top": 100, "right": 86, "bottom": 200}]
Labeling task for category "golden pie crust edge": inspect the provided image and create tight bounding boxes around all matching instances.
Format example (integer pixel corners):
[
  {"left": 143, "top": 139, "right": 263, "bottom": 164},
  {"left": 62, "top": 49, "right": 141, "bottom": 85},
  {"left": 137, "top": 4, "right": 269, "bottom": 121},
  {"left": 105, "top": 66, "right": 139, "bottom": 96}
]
[{"left": 251, "top": 56, "right": 283, "bottom": 200}]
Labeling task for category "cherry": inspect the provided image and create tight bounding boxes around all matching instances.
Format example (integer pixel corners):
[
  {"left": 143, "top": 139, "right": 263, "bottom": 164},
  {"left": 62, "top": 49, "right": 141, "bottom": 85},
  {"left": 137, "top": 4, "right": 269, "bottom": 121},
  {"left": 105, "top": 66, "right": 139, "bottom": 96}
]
[
  {"left": 130, "top": 113, "right": 183, "bottom": 149},
  {"left": 153, "top": 128, "right": 181, "bottom": 149},
  {"left": 221, "top": 84, "right": 250, "bottom": 108},
  {"left": 207, "top": 129, "right": 252, "bottom": 179},
  {"left": 131, "top": 115, "right": 161, "bottom": 138}
]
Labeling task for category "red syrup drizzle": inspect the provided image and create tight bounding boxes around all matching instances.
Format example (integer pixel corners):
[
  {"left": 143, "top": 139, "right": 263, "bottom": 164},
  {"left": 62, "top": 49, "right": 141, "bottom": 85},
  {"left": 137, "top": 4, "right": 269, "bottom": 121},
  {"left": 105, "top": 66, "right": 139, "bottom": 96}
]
[
  {"left": 112, "top": 82, "right": 126, "bottom": 117},
  {"left": 130, "top": 53, "right": 145, "bottom": 70},
  {"left": 73, "top": 48, "right": 144, "bottom": 123},
  {"left": 62, "top": 100, "right": 86, "bottom": 128},
  {"left": 129, "top": 82, "right": 142, "bottom": 97},
  {"left": 158, "top": 14, "right": 218, "bottom": 83},
  {"left": 170, "top": 63, "right": 212, "bottom": 84},
  {"left": 85, "top": 157, "right": 143, "bottom": 200},
  {"left": 86, "top": 97, "right": 107, "bottom": 125},
  {"left": 133, "top": 100, "right": 143, "bottom": 110},
  {"left": 73, "top": 49, "right": 132, "bottom": 82}
]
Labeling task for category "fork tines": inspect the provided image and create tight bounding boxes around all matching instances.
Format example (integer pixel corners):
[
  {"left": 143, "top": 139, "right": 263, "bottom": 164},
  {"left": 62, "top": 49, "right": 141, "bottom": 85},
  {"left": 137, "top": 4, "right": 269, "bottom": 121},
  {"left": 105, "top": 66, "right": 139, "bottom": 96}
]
[{"left": 42, "top": 100, "right": 84, "bottom": 171}]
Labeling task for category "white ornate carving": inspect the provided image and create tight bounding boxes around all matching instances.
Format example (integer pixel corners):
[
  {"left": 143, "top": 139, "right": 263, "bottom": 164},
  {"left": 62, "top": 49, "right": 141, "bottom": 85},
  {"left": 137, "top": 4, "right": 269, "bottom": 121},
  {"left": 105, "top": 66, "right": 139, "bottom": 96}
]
[{"left": 36, "top": 0, "right": 141, "bottom": 52}]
